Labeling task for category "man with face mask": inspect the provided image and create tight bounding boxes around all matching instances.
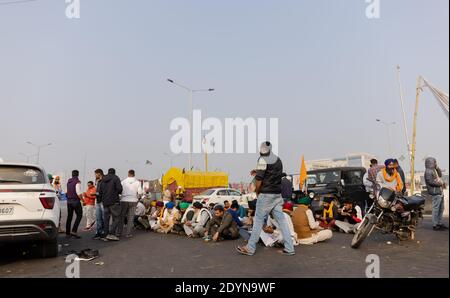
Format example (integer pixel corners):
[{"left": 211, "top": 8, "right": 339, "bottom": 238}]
[
  {"left": 236, "top": 141, "right": 295, "bottom": 256},
  {"left": 376, "top": 159, "right": 404, "bottom": 193}
]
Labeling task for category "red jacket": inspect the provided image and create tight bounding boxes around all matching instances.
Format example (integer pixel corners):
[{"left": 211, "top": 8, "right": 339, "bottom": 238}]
[{"left": 83, "top": 186, "right": 96, "bottom": 206}]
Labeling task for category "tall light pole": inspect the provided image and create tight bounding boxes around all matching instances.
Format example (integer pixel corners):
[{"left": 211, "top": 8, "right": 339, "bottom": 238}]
[
  {"left": 26, "top": 141, "right": 52, "bottom": 164},
  {"left": 376, "top": 119, "right": 396, "bottom": 156},
  {"left": 167, "top": 79, "right": 215, "bottom": 171},
  {"left": 396, "top": 65, "right": 412, "bottom": 159}
]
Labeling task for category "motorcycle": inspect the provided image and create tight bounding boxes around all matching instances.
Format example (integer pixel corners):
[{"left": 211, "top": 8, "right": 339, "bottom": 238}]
[{"left": 351, "top": 188, "right": 425, "bottom": 249}]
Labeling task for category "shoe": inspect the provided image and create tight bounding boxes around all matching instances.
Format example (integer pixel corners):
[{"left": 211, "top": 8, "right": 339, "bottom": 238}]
[
  {"left": 101, "top": 237, "right": 109, "bottom": 242},
  {"left": 92, "top": 234, "right": 101, "bottom": 240},
  {"left": 71, "top": 233, "right": 81, "bottom": 239},
  {"left": 106, "top": 234, "right": 120, "bottom": 241},
  {"left": 280, "top": 249, "right": 295, "bottom": 256},
  {"left": 438, "top": 224, "right": 449, "bottom": 230},
  {"left": 433, "top": 226, "right": 441, "bottom": 231},
  {"left": 125, "top": 234, "right": 133, "bottom": 238}
]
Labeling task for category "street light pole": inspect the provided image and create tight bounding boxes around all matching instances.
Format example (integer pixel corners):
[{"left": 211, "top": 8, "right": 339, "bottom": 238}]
[
  {"left": 26, "top": 141, "right": 52, "bottom": 164},
  {"left": 376, "top": 119, "right": 396, "bottom": 156},
  {"left": 167, "top": 79, "right": 215, "bottom": 171}
]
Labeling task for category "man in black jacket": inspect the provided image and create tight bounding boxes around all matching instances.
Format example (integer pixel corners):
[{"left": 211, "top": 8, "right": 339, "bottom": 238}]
[
  {"left": 98, "top": 168, "right": 123, "bottom": 241},
  {"left": 281, "top": 173, "right": 293, "bottom": 202}
]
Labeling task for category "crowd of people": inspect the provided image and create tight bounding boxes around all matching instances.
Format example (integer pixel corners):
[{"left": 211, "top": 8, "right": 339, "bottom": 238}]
[{"left": 49, "top": 141, "right": 447, "bottom": 257}]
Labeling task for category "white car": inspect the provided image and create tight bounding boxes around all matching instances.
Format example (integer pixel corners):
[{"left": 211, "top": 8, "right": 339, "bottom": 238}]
[
  {"left": 193, "top": 188, "right": 249, "bottom": 207},
  {"left": 0, "top": 163, "right": 60, "bottom": 258}
]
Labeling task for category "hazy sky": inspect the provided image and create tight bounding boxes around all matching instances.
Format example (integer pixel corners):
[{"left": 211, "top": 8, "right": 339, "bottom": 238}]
[{"left": 1, "top": 0, "right": 448, "bottom": 182}]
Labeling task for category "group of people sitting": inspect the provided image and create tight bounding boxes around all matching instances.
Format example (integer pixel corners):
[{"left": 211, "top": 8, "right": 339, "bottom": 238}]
[
  {"left": 133, "top": 194, "right": 246, "bottom": 242},
  {"left": 130, "top": 188, "right": 365, "bottom": 249}
]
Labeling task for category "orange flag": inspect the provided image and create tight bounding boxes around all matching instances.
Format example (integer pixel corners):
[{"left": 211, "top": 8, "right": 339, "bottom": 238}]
[{"left": 299, "top": 155, "right": 308, "bottom": 192}]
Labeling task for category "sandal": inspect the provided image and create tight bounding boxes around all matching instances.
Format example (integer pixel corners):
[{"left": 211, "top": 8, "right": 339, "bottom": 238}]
[{"left": 236, "top": 246, "right": 254, "bottom": 256}]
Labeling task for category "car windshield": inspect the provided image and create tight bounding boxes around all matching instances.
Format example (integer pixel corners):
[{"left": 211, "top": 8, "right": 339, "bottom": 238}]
[
  {"left": 308, "top": 171, "right": 341, "bottom": 185},
  {"left": 200, "top": 189, "right": 216, "bottom": 196},
  {"left": 342, "top": 170, "right": 363, "bottom": 185},
  {"left": 0, "top": 166, "right": 45, "bottom": 184}
]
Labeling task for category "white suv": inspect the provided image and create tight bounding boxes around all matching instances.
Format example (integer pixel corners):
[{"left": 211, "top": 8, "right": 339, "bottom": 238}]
[{"left": 0, "top": 163, "right": 60, "bottom": 258}]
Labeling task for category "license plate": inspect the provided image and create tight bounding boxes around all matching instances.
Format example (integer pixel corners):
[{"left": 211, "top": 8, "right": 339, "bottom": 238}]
[{"left": 0, "top": 206, "right": 14, "bottom": 215}]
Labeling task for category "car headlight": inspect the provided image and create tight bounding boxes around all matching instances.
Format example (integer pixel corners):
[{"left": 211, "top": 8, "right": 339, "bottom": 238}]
[
  {"left": 309, "top": 192, "right": 315, "bottom": 199},
  {"left": 377, "top": 196, "right": 391, "bottom": 209}
]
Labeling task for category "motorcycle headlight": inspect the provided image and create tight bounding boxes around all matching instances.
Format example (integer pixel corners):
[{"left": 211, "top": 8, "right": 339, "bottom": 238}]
[
  {"left": 377, "top": 196, "right": 391, "bottom": 209},
  {"left": 309, "top": 192, "right": 315, "bottom": 199}
]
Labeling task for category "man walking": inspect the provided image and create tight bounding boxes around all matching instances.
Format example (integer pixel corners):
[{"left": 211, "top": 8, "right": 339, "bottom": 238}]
[
  {"left": 93, "top": 169, "right": 105, "bottom": 240},
  {"left": 66, "top": 170, "right": 83, "bottom": 239},
  {"left": 118, "top": 170, "right": 143, "bottom": 238},
  {"left": 99, "top": 168, "right": 123, "bottom": 241},
  {"left": 236, "top": 141, "right": 295, "bottom": 256},
  {"left": 425, "top": 157, "right": 448, "bottom": 231}
]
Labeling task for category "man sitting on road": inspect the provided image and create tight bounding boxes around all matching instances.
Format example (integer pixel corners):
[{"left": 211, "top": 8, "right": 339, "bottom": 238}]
[
  {"left": 156, "top": 202, "right": 180, "bottom": 234},
  {"left": 317, "top": 197, "right": 338, "bottom": 229},
  {"left": 172, "top": 202, "right": 190, "bottom": 235},
  {"left": 150, "top": 201, "right": 165, "bottom": 231},
  {"left": 291, "top": 197, "right": 333, "bottom": 245},
  {"left": 262, "top": 201, "right": 299, "bottom": 247},
  {"left": 227, "top": 202, "right": 245, "bottom": 228},
  {"left": 182, "top": 202, "right": 211, "bottom": 238},
  {"left": 204, "top": 205, "right": 239, "bottom": 242},
  {"left": 334, "top": 199, "right": 363, "bottom": 234},
  {"left": 134, "top": 198, "right": 152, "bottom": 230}
]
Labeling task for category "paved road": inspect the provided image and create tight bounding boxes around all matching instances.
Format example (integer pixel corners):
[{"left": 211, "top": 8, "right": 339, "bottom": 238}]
[{"left": 0, "top": 213, "right": 448, "bottom": 278}]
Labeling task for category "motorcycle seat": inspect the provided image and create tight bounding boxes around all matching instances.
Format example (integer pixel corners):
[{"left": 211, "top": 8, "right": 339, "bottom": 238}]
[{"left": 403, "top": 195, "right": 425, "bottom": 210}]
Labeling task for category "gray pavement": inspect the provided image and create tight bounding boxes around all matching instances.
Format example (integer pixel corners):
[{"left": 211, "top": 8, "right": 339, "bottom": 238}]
[{"left": 0, "top": 212, "right": 448, "bottom": 278}]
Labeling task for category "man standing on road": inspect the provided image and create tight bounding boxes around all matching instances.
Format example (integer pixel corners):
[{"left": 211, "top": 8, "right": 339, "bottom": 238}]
[
  {"left": 236, "top": 141, "right": 295, "bottom": 256},
  {"left": 118, "top": 170, "right": 143, "bottom": 238},
  {"left": 424, "top": 157, "right": 448, "bottom": 231},
  {"left": 93, "top": 169, "right": 105, "bottom": 240},
  {"left": 98, "top": 168, "right": 123, "bottom": 241},
  {"left": 66, "top": 170, "right": 83, "bottom": 239},
  {"left": 281, "top": 173, "right": 293, "bottom": 202},
  {"left": 82, "top": 181, "right": 96, "bottom": 231},
  {"left": 367, "top": 159, "right": 384, "bottom": 196}
]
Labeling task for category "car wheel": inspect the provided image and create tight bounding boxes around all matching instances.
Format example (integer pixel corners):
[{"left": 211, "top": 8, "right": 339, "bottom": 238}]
[{"left": 39, "top": 238, "right": 58, "bottom": 258}]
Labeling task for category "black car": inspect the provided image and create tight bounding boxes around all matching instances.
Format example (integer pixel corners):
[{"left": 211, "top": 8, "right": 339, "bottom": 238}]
[{"left": 291, "top": 167, "right": 370, "bottom": 213}]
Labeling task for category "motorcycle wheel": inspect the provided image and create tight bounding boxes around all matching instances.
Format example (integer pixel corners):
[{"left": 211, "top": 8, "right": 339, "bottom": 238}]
[{"left": 351, "top": 216, "right": 375, "bottom": 249}]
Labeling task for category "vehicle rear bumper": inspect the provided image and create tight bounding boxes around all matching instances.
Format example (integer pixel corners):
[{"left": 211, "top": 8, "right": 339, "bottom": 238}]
[{"left": 0, "top": 220, "right": 57, "bottom": 243}]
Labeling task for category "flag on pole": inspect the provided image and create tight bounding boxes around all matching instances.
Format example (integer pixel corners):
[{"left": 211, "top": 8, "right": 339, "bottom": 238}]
[{"left": 299, "top": 155, "right": 308, "bottom": 192}]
